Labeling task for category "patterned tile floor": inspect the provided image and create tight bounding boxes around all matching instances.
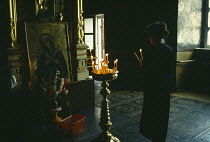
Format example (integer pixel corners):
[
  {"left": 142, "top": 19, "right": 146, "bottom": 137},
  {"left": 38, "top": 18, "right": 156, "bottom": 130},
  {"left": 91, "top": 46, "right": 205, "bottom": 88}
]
[
  {"left": 71, "top": 81, "right": 210, "bottom": 142},
  {"left": 5, "top": 81, "right": 210, "bottom": 142}
]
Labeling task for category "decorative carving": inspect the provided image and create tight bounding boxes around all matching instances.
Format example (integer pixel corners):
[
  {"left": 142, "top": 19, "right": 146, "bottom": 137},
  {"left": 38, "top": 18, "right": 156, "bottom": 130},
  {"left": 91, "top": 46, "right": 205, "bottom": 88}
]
[
  {"left": 77, "top": 0, "right": 84, "bottom": 44},
  {"left": 35, "top": 0, "right": 55, "bottom": 21},
  {"left": 9, "top": 0, "right": 17, "bottom": 48},
  {"left": 59, "top": 0, "right": 64, "bottom": 22},
  {"left": 38, "top": 0, "right": 48, "bottom": 11},
  {"left": 77, "top": 59, "right": 87, "bottom": 73},
  {"left": 35, "top": 0, "right": 65, "bottom": 22},
  {"left": 60, "top": 0, "right": 64, "bottom": 12},
  {"left": 54, "top": 0, "right": 65, "bottom": 22},
  {"left": 10, "top": 17, "right": 16, "bottom": 48}
]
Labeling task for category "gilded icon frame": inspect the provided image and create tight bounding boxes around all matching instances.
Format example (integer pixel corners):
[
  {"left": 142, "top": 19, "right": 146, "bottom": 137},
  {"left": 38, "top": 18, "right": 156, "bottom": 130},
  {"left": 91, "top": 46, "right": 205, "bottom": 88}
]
[{"left": 25, "top": 22, "right": 72, "bottom": 86}]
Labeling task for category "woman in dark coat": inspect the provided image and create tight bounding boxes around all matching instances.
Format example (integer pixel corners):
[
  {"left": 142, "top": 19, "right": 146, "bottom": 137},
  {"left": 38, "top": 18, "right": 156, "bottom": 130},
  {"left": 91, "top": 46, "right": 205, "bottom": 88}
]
[{"left": 139, "top": 21, "right": 174, "bottom": 142}]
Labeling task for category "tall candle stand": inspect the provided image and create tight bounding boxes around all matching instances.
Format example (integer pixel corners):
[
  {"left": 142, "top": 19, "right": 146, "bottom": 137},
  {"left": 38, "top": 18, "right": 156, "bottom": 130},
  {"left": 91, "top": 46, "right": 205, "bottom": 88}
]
[{"left": 91, "top": 69, "right": 120, "bottom": 142}]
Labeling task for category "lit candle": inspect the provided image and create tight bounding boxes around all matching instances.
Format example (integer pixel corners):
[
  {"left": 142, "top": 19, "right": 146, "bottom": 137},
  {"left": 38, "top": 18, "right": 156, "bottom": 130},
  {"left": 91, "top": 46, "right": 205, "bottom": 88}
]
[
  {"left": 139, "top": 49, "right": 143, "bottom": 60},
  {"left": 89, "top": 49, "right": 93, "bottom": 57},
  {"left": 134, "top": 52, "right": 140, "bottom": 61},
  {"left": 105, "top": 53, "right": 109, "bottom": 61},
  {"left": 91, "top": 55, "right": 93, "bottom": 62},
  {"left": 92, "top": 61, "right": 95, "bottom": 70},
  {"left": 115, "top": 59, "right": 118, "bottom": 69}
]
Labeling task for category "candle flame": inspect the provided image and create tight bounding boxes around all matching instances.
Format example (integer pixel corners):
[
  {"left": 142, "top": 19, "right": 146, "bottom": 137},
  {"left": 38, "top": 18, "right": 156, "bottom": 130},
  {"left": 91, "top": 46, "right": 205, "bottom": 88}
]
[
  {"left": 90, "top": 53, "right": 119, "bottom": 74},
  {"left": 139, "top": 49, "right": 143, "bottom": 60}
]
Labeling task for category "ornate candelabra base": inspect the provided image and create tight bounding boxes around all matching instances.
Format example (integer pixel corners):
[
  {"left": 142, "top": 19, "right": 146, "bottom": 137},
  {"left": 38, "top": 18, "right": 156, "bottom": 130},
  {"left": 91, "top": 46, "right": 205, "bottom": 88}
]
[
  {"left": 91, "top": 72, "right": 120, "bottom": 142},
  {"left": 92, "top": 132, "right": 120, "bottom": 142}
]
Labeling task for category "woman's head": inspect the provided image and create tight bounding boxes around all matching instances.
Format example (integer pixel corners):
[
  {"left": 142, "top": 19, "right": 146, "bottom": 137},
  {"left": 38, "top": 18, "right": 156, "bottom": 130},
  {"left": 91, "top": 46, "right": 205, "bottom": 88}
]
[
  {"left": 40, "top": 33, "right": 55, "bottom": 50},
  {"left": 145, "top": 21, "right": 169, "bottom": 44}
]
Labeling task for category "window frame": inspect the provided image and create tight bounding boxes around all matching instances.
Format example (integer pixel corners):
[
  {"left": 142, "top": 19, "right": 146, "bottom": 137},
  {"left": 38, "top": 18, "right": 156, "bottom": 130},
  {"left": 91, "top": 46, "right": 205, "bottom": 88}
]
[{"left": 201, "top": 0, "right": 209, "bottom": 48}]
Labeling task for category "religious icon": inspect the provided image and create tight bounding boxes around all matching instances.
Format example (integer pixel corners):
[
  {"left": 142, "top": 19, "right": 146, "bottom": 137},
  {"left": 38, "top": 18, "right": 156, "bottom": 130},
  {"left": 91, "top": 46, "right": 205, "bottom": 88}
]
[
  {"left": 25, "top": 22, "right": 72, "bottom": 87},
  {"left": 25, "top": 22, "right": 72, "bottom": 119},
  {"left": 35, "top": 33, "right": 68, "bottom": 91}
]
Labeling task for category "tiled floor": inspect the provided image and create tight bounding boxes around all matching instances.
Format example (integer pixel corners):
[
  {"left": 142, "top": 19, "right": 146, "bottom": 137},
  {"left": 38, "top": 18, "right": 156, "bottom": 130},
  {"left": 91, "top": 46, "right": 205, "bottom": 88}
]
[
  {"left": 171, "top": 91, "right": 210, "bottom": 103},
  {"left": 69, "top": 81, "right": 210, "bottom": 142},
  {"left": 73, "top": 107, "right": 132, "bottom": 142},
  {"left": 6, "top": 80, "right": 210, "bottom": 142}
]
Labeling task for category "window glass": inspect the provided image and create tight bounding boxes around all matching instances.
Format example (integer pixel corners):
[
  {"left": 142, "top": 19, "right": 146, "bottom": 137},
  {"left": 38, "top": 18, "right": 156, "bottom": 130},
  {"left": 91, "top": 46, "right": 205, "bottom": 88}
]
[
  {"left": 85, "top": 35, "right": 94, "bottom": 49},
  {"left": 207, "top": 31, "right": 210, "bottom": 45},
  {"left": 84, "top": 18, "right": 93, "bottom": 33},
  {"left": 177, "top": 0, "right": 202, "bottom": 51},
  {"left": 208, "top": 12, "right": 210, "bottom": 27}
]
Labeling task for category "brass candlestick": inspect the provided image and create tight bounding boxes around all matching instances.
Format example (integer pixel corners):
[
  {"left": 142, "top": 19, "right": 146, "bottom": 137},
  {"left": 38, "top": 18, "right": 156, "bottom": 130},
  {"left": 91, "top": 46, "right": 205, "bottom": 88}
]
[{"left": 91, "top": 71, "right": 120, "bottom": 142}]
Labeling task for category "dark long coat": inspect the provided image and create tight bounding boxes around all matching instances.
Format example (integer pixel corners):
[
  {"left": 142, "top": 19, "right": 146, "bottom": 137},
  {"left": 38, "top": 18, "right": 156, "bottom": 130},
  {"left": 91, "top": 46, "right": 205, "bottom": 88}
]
[{"left": 139, "top": 43, "right": 174, "bottom": 141}]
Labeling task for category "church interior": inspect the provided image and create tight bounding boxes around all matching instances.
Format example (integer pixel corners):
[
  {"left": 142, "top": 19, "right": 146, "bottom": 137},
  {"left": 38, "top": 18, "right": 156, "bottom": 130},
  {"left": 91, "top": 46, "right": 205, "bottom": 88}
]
[{"left": 1, "top": 0, "right": 210, "bottom": 142}]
